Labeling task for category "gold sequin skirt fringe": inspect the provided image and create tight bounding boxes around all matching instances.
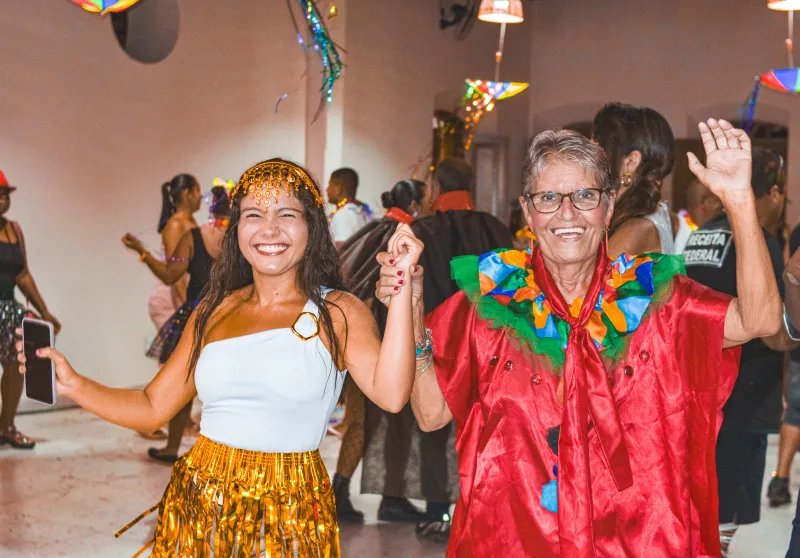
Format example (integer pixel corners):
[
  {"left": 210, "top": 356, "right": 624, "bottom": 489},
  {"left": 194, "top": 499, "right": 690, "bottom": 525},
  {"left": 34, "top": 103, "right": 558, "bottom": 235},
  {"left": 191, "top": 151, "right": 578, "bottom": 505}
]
[{"left": 116, "top": 436, "right": 340, "bottom": 557}]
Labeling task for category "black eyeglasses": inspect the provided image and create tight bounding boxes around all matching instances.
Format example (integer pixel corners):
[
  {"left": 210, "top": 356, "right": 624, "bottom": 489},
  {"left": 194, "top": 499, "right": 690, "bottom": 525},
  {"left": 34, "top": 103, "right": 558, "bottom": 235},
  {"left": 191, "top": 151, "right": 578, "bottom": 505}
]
[{"left": 523, "top": 188, "right": 609, "bottom": 214}]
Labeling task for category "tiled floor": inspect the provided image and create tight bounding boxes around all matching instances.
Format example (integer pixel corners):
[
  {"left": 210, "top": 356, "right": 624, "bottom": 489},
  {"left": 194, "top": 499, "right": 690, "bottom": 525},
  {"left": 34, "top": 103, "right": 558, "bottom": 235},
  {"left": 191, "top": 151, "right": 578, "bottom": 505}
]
[{"left": 0, "top": 408, "right": 796, "bottom": 557}]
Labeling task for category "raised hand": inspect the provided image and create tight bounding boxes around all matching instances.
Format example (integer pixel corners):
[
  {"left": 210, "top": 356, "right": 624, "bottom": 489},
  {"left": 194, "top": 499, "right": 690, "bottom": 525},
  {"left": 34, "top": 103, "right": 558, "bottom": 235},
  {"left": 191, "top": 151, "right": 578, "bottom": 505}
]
[
  {"left": 375, "top": 224, "right": 425, "bottom": 308},
  {"left": 122, "top": 233, "right": 145, "bottom": 255},
  {"left": 16, "top": 330, "right": 81, "bottom": 397},
  {"left": 387, "top": 224, "right": 424, "bottom": 272},
  {"left": 375, "top": 253, "right": 424, "bottom": 308},
  {"left": 687, "top": 119, "right": 752, "bottom": 203}
]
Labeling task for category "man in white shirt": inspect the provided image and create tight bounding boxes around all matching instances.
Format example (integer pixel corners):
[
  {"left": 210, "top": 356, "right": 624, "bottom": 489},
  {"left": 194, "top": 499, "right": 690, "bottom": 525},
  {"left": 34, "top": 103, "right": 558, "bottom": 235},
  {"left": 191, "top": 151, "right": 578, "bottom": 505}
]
[{"left": 327, "top": 168, "right": 373, "bottom": 247}]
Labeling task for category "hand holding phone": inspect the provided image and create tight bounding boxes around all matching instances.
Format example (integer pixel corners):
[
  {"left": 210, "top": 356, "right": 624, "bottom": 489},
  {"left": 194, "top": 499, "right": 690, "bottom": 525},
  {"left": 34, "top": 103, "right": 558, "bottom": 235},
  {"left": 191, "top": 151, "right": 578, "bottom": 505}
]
[
  {"left": 21, "top": 318, "right": 56, "bottom": 406},
  {"left": 17, "top": 324, "right": 81, "bottom": 403}
]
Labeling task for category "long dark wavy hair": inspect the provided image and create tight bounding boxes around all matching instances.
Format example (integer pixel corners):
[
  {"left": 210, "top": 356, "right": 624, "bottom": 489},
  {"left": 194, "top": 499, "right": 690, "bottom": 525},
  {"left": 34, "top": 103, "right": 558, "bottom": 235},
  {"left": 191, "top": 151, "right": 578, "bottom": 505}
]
[
  {"left": 592, "top": 102, "right": 674, "bottom": 234},
  {"left": 187, "top": 159, "right": 348, "bottom": 376}
]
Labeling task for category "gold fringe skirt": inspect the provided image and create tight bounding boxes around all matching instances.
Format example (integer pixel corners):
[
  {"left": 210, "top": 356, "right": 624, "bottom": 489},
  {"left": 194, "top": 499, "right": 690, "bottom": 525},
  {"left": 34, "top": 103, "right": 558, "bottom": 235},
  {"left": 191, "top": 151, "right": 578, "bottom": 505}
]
[{"left": 118, "top": 436, "right": 339, "bottom": 557}]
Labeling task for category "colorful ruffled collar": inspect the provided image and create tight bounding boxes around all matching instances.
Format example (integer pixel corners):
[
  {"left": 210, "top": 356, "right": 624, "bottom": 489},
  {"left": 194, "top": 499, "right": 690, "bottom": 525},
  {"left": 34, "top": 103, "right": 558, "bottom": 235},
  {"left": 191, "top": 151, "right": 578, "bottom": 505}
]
[{"left": 452, "top": 248, "right": 684, "bottom": 368}]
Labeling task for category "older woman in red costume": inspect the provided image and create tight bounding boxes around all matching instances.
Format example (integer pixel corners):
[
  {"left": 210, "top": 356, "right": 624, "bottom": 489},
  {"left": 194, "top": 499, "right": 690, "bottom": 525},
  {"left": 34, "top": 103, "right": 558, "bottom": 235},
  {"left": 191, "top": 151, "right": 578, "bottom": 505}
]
[{"left": 375, "top": 119, "right": 783, "bottom": 557}]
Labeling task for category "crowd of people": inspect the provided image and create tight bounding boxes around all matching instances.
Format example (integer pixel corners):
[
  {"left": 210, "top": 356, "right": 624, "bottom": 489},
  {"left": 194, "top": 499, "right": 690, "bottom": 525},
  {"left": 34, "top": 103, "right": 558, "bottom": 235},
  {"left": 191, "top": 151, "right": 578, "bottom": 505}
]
[{"left": 4, "top": 102, "right": 800, "bottom": 557}]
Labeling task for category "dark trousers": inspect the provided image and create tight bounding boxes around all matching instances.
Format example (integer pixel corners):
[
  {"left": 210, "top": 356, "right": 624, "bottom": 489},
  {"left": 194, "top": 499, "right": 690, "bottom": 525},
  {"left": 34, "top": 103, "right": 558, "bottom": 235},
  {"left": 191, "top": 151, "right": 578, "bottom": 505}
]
[{"left": 420, "top": 422, "right": 452, "bottom": 504}]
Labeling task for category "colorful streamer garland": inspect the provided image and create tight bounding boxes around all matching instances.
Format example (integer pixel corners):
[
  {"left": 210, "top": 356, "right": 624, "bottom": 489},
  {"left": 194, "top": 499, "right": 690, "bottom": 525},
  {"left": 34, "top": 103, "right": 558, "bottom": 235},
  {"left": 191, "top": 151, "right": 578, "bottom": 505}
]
[
  {"left": 451, "top": 248, "right": 684, "bottom": 369},
  {"left": 462, "top": 79, "right": 528, "bottom": 151},
  {"left": 286, "top": 0, "right": 344, "bottom": 119},
  {"left": 70, "top": 0, "right": 140, "bottom": 14}
]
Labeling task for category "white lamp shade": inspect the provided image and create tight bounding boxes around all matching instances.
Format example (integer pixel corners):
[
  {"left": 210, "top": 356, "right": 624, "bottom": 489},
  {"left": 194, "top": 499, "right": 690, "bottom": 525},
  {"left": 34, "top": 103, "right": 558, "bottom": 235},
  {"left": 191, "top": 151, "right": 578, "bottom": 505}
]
[
  {"left": 478, "top": 0, "right": 524, "bottom": 24},
  {"left": 769, "top": 0, "right": 800, "bottom": 10}
]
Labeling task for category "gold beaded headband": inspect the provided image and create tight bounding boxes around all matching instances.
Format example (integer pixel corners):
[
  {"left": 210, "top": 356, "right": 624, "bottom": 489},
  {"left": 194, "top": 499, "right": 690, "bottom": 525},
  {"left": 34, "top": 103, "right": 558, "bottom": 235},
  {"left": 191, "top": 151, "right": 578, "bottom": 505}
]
[{"left": 230, "top": 160, "right": 324, "bottom": 208}]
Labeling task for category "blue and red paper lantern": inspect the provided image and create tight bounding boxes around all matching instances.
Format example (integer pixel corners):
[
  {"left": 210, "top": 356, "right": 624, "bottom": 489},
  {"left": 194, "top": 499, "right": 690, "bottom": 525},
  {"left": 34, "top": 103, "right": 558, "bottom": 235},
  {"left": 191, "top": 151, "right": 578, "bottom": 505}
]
[{"left": 760, "top": 67, "right": 800, "bottom": 92}]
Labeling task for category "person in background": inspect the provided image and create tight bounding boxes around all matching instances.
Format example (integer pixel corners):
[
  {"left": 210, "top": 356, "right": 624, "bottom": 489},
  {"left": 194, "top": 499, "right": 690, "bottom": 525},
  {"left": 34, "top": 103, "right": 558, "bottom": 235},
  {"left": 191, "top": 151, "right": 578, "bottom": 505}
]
[
  {"left": 674, "top": 179, "right": 723, "bottom": 253},
  {"left": 367, "top": 158, "right": 512, "bottom": 543},
  {"left": 123, "top": 183, "right": 228, "bottom": 463},
  {"left": 146, "top": 175, "right": 201, "bottom": 327},
  {"left": 769, "top": 222, "right": 800, "bottom": 509},
  {"left": 327, "top": 167, "right": 373, "bottom": 247},
  {"left": 125, "top": 174, "right": 201, "bottom": 446},
  {"left": 592, "top": 102, "right": 682, "bottom": 256},
  {"left": 684, "top": 147, "right": 800, "bottom": 556},
  {"left": 509, "top": 199, "right": 535, "bottom": 251},
  {"left": 0, "top": 171, "right": 60, "bottom": 449},
  {"left": 685, "top": 177, "right": 722, "bottom": 230},
  {"left": 333, "top": 178, "right": 430, "bottom": 523}
]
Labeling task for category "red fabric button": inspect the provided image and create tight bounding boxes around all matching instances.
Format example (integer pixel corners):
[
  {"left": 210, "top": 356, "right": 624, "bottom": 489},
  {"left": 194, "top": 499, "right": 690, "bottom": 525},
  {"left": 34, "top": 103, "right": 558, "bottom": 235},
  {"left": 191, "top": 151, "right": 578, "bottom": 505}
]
[
  {"left": 489, "top": 356, "right": 498, "bottom": 367},
  {"left": 504, "top": 360, "right": 514, "bottom": 371},
  {"left": 624, "top": 366, "right": 634, "bottom": 377},
  {"left": 531, "top": 374, "right": 542, "bottom": 385},
  {"left": 639, "top": 351, "right": 650, "bottom": 363}
]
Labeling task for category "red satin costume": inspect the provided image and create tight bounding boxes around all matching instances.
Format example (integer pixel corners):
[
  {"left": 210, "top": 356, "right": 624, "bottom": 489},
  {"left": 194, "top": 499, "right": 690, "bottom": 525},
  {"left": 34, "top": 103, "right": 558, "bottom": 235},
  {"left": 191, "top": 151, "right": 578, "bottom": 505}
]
[{"left": 427, "top": 250, "right": 741, "bottom": 557}]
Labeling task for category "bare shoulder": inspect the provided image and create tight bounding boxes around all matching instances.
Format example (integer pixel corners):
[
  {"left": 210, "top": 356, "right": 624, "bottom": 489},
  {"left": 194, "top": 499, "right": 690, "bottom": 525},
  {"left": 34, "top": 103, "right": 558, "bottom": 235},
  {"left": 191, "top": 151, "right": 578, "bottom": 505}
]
[
  {"left": 609, "top": 218, "right": 660, "bottom": 257},
  {"left": 324, "top": 290, "right": 370, "bottom": 318},
  {"left": 203, "top": 288, "right": 249, "bottom": 334}
]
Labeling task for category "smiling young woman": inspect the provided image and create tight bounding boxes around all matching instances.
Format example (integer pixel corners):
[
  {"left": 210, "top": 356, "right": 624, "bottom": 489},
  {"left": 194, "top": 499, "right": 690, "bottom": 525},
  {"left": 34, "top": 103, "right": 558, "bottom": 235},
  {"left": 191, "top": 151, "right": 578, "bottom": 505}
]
[{"left": 17, "top": 159, "right": 421, "bottom": 557}]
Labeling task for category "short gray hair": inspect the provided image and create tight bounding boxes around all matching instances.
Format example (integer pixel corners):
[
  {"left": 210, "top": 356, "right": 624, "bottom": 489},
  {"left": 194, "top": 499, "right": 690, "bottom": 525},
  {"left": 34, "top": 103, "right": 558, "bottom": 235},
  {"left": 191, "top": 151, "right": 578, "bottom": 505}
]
[{"left": 522, "top": 129, "right": 613, "bottom": 196}]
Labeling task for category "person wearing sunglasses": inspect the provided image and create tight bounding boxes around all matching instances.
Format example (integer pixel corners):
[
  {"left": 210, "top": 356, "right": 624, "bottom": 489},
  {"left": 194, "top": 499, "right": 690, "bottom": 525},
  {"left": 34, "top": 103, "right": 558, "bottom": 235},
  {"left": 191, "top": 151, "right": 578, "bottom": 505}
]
[{"left": 374, "top": 121, "right": 784, "bottom": 556}]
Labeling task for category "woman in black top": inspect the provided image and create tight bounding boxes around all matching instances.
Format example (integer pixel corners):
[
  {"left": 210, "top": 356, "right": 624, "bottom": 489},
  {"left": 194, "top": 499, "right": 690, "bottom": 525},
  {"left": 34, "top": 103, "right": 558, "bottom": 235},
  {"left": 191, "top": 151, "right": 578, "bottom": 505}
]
[
  {"left": 0, "top": 172, "right": 60, "bottom": 449},
  {"left": 123, "top": 185, "right": 229, "bottom": 462}
]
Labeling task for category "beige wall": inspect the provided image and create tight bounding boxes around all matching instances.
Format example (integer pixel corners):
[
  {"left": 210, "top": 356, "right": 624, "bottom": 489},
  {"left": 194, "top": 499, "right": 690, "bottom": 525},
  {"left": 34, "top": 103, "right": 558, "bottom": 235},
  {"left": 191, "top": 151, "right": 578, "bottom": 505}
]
[
  {"left": 526, "top": 0, "right": 800, "bottom": 222},
  {"left": 0, "top": 0, "right": 307, "bottom": 391},
  {"left": 336, "top": 0, "right": 531, "bottom": 214}
]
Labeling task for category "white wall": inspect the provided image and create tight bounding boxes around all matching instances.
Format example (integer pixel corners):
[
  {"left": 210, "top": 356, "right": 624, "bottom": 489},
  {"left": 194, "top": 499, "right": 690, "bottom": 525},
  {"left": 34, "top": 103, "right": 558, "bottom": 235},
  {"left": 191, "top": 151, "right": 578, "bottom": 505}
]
[
  {"left": 0, "top": 0, "right": 307, "bottom": 390},
  {"left": 525, "top": 0, "right": 800, "bottom": 222}
]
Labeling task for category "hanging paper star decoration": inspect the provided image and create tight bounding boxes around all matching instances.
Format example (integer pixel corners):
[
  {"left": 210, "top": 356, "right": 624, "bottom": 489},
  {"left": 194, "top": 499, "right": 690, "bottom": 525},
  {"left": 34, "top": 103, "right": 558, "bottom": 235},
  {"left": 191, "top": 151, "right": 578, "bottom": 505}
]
[
  {"left": 70, "top": 0, "right": 141, "bottom": 14},
  {"left": 462, "top": 79, "right": 528, "bottom": 150}
]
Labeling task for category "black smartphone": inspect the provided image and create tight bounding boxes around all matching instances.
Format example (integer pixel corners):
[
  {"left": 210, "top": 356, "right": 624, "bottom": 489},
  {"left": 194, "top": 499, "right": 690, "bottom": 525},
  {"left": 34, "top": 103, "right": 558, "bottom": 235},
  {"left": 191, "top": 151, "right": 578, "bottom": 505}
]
[{"left": 22, "top": 317, "right": 56, "bottom": 406}]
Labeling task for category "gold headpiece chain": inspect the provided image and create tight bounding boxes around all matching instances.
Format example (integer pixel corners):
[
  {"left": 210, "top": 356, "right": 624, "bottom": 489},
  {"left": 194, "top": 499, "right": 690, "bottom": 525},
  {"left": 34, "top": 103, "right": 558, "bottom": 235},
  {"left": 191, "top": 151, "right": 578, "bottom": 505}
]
[{"left": 230, "top": 160, "right": 324, "bottom": 208}]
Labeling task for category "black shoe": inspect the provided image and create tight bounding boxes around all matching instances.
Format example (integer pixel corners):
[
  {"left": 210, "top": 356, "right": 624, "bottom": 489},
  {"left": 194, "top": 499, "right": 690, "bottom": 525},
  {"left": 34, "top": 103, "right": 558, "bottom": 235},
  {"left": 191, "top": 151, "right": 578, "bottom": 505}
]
[
  {"left": 147, "top": 447, "right": 179, "bottom": 464},
  {"left": 0, "top": 426, "right": 35, "bottom": 449},
  {"left": 416, "top": 514, "right": 451, "bottom": 544},
  {"left": 767, "top": 475, "right": 792, "bottom": 507},
  {"left": 332, "top": 473, "right": 364, "bottom": 524},
  {"left": 378, "top": 497, "right": 426, "bottom": 522}
]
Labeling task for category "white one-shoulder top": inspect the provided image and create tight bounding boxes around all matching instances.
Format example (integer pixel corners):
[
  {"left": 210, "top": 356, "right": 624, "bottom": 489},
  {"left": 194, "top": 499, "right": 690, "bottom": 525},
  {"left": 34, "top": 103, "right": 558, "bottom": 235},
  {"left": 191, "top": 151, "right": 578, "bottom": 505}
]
[{"left": 194, "top": 289, "right": 345, "bottom": 453}]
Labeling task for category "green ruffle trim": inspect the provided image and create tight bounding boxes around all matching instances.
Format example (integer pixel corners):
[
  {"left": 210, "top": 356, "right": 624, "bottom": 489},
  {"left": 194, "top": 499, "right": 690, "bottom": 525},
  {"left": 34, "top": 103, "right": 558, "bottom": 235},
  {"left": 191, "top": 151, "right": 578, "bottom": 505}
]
[{"left": 450, "top": 251, "right": 686, "bottom": 369}]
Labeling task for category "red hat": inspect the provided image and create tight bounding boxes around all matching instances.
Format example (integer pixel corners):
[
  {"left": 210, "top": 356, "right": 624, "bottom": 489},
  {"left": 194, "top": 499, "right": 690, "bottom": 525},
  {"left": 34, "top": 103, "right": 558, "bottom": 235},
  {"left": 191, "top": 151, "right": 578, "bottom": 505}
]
[{"left": 0, "top": 171, "right": 17, "bottom": 192}]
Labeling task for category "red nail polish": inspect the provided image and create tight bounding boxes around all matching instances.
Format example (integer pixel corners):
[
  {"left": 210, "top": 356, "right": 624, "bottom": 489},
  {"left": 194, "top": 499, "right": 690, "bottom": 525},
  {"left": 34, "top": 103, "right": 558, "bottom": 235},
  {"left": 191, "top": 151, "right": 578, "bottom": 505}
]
[
  {"left": 397, "top": 271, "right": 404, "bottom": 276},
  {"left": 394, "top": 286, "right": 399, "bottom": 291},
  {"left": 389, "top": 259, "right": 395, "bottom": 265},
  {"left": 399, "top": 279, "right": 405, "bottom": 285}
]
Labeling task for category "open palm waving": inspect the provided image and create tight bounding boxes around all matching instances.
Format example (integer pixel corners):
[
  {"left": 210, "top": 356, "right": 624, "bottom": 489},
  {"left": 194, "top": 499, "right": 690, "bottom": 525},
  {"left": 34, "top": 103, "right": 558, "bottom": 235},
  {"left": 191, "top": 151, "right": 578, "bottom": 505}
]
[{"left": 687, "top": 118, "right": 752, "bottom": 202}]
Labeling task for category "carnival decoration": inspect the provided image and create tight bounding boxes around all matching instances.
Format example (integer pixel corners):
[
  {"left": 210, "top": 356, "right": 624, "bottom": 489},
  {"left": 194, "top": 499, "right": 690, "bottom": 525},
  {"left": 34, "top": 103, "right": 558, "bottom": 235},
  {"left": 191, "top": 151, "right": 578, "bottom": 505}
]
[
  {"left": 70, "top": 0, "right": 140, "bottom": 14},
  {"left": 462, "top": 79, "right": 528, "bottom": 150},
  {"left": 458, "top": 0, "right": 528, "bottom": 151},
  {"left": 285, "top": 0, "right": 344, "bottom": 118},
  {"left": 745, "top": 3, "right": 800, "bottom": 131}
]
